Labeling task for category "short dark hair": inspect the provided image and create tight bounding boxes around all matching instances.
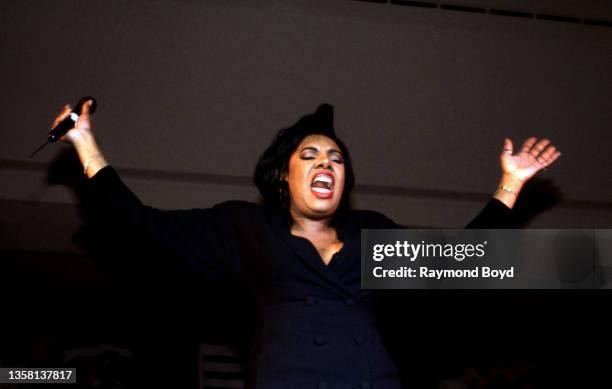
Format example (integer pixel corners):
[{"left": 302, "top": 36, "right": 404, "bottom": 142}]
[{"left": 254, "top": 104, "right": 355, "bottom": 215}]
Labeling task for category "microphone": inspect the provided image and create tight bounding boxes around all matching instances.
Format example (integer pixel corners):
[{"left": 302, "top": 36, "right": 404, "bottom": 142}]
[{"left": 30, "top": 96, "right": 97, "bottom": 158}]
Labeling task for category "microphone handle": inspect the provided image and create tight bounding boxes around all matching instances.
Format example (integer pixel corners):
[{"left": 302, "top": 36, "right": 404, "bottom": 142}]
[
  {"left": 47, "top": 96, "right": 97, "bottom": 142},
  {"left": 48, "top": 113, "right": 79, "bottom": 142}
]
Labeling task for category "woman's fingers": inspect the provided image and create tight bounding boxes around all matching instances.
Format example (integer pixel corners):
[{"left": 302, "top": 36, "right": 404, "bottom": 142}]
[
  {"left": 541, "top": 151, "right": 562, "bottom": 167},
  {"left": 520, "top": 137, "right": 537, "bottom": 154},
  {"left": 528, "top": 138, "right": 550, "bottom": 157},
  {"left": 51, "top": 101, "right": 95, "bottom": 144},
  {"left": 52, "top": 105, "right": 72, "bottom": 128},
  {"left": 537, "top": 146, "right": 557, "bottom": 162},
  {"left": 519, "top": 138, "right": 558, "bottom": 164},
  {"left": 508, "top": 136, "right": 562, "bottom": 173},
  {"left": 80, "top": 99, "right": 92, "bottom": 118},
  {"left": 502, "top": 138, "right": 513, "bottom": 155},
  {"left": 75, "top": 100, "right": 93, "bottom": 130}
]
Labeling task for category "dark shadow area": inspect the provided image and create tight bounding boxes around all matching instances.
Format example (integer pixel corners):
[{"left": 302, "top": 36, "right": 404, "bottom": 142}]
[
  {"left": 1, "top": 148, "right": 256, "bottom": 388},
  {"left": 377, "top": 288, "right": 612, "bottom": 389},
  {"left": 512, "top": 178, "right": 563, "bottom": 227}
]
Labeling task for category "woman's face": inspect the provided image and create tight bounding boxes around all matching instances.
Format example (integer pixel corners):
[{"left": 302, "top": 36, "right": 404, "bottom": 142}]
[{"left": 286, "top": 134, "right": 346, "bottom": 220}]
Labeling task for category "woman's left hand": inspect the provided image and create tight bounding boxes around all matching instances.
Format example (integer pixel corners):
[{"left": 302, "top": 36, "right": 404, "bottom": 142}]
[
  {"left": 494, "top": 137, "right": 561, "bottom": 209},
  {"left": 500, "top": 137, "right": 561, "bottom": 182}
]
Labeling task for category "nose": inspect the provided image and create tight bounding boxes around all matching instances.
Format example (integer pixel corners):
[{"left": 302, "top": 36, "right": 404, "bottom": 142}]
[{"left": 316, "top": 157, "right": 332, "bottom": 170}]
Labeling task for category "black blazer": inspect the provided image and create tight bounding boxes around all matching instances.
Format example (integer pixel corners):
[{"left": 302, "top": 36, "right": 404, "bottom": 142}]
[{"left": 86, "top": 166, "right": 512, "bottom": 389}]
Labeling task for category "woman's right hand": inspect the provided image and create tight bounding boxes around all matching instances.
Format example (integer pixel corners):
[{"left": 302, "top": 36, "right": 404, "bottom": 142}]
[
  {"left": 53, "top": 99, "right": 107, "bottom": 177},
  {"left": 53, "top": 99, "right": 94, "bottom": 144}
]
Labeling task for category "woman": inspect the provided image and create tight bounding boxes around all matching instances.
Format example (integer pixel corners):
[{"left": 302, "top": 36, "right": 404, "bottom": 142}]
[{"left": 55, "top": 101, "right": 560, "bottom": 388}]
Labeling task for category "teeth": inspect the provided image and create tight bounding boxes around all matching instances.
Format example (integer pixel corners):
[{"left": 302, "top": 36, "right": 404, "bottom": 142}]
[
  {"left": 312, "top": 187, "right": 332, "bottom": 194},
  {"left": 312, "top": 175, "right": 332, "bottom": 184}
]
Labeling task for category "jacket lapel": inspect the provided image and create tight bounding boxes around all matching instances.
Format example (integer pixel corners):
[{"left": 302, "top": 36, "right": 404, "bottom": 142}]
[{"left": 265, "top": 206, "right": 354, "bottom": 297}]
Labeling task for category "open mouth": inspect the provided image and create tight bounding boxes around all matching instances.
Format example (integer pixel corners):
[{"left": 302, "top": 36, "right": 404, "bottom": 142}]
[{"left": 310, "top": 172, "right": 335, "bottom": 199}]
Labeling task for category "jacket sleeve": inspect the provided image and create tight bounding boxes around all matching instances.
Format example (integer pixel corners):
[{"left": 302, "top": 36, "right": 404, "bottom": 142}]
[
  {"left": 358, "top": 198, "right": 514, "bottom": 229},
  {"left": 465, "top": 198, "right": 515, "bottom": 229},
  {"left": 84, "top": 165, "right": 242, "bottom": 278}
]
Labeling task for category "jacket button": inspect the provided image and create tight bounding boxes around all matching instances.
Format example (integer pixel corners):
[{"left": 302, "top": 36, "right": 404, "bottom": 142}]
[
  {"left": 354, "top": 335, "right": 366, "bottom": 345},
  {"left": 345, "top": 298, "right": 355, "bottom": 307},
  {"left": 313, "top": 337, "right": 326, "bottom": 346},
  {"left": 361, "top": 381, "right": 371, "bottom": 389},
  {"left": 304, "top": 296, "right": 316, "bottom": 306},
  {"left": 318, "top": 382, "right": 327, "bottom": 389}
]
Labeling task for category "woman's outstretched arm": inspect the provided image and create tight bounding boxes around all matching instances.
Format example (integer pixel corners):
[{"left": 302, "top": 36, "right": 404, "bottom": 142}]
[{"left": 52, "top": 101, "right": 243, "bottom": 278}]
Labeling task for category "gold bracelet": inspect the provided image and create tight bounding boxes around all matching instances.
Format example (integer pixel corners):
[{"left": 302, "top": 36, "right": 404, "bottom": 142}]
[
  {"left": 498, "top": 184, "right": 517, "bottom": 196},
  {"left": 83, "top": 153, "right": 105, "bottom": 175}
]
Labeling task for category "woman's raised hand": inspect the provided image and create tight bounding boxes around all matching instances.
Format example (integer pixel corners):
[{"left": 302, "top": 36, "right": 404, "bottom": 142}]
[
  {"left": 500, "top": 137, "right": 561, "bottom": 182},
  {"left": 53, "top": 99, "right": 94, "bottom": 144},
  {"left": 52, "top": 99, "right": 107, "bottom": 177},
  {"left": 493, "top": 137, "right": 561, "bottom": 209}
]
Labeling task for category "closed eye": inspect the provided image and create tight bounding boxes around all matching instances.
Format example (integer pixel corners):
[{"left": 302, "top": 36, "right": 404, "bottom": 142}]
[
  {"left": 299, "top": 146, "right": 343, "bottom": 163},
  {"left": 300, "top": 147, "right": 318, "bottom": 160},
  {"left": 329, "top": 151, "right": 344, "bottom": 164}
]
